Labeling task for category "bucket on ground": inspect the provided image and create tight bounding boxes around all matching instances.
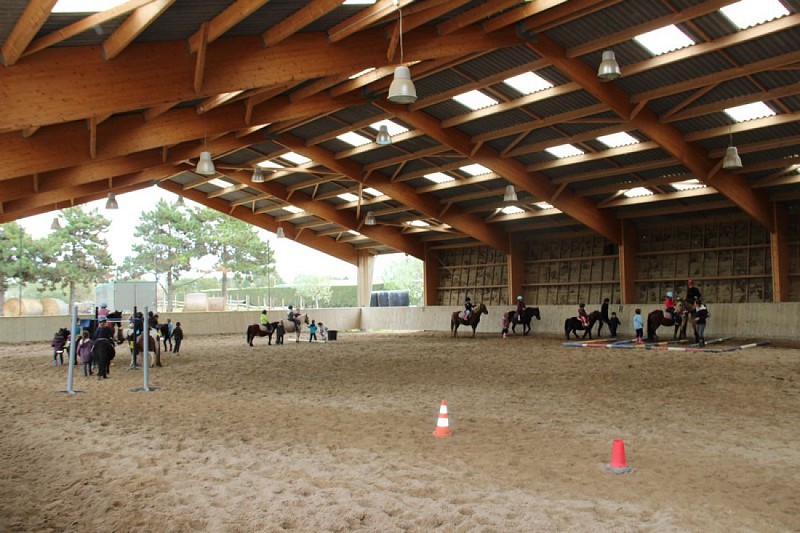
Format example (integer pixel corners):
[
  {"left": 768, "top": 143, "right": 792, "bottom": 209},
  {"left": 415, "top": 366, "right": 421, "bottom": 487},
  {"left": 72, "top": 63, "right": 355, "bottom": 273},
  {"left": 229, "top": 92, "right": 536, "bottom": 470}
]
[{"left": 327, "top": 330, "right": 338, "bottom": 341}]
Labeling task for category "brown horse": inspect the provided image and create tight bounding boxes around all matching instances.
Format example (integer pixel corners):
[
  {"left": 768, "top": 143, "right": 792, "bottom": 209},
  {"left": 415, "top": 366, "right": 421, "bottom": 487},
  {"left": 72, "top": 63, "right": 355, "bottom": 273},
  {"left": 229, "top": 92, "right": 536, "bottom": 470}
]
[
  {"left": 647, "top": 300, "right": 696, "bottom": 342},
  {"left": 246, "top": 321, "right": 279, "bottom": 346},
  {"left": 451, "top": 303, "right": 488, "bottom": 338},
  {"left": 135, "top": 333, "right": 161, "bottom": 367}
]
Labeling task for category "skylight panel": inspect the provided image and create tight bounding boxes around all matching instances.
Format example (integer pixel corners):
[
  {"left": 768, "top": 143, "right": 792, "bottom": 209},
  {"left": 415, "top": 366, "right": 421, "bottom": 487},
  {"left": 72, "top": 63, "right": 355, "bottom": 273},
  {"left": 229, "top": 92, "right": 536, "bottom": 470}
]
[
  {"left": 452, "top": 90, "right": 498, "bottom": 111},
  {"left": 724, "top": 102, "right": 775, "bottom": 122},
  {"left": 343, "top": 0, "right": 376, "bottom": 4},
  {"left": 283, "top": 205, "right": 304, "bottom": 214},
  {"left": 337, "top": 131, "right": 371, "bottom": 147},
  {"left": 534, "top": 201, "right": 554, "bottom": 209},
  {"left": 720, "top": 0, "right": 789, "bottom": 29},
  {"left": 338, "top": 193, "right": 360, "bottom": 202},
  {"left": 671, "top": 179, "right": 706, "bottom": 191},
  {"left": 459, "top": 164, "right": 492, "bottom": 176},
  {"left": 209, "top": 178, "right": 232, "bottom": 188},
  {"left": 257, "top": 160, "right": 285, "bottom": 169},
  {"left": 349, "top": 67, "right": 376, "bottom": 79},
  {"left": 280, "top": 152, "right": 311, "bottom": 165},
  {"left": 369, "top": 120, "right": 408, "bottom": 135},
  {"left": 424, "top": 172, "right": 454, "bottom": 184},
  {"left": 596, "top": 132, "right": 640, "bottom": 148},
  {"left": 623, "top": 187, "right": 653, "bottom": 198},
  {"left": 634, "top": 25, "right": 695, "bottom": 56},
  {"left": 363, "top": 187, "right": 383, "bottom": 197},
  {"left": 546, "top": 144, "right": 585, "bottom": 158},
  {"left": 408, "top": 220, "right": 430, "bottom": 227},
  {"left": 501, "top": 206, "right": 525, "bottom": 215},
  {"left": 348, "top": 230, "right": 361, "bottom": 236},
  {"left": 503, "top": 72, "right": 553, "bottom": 95},
  {"left": 53, "top": 0, "right": 128, "bottom": 12}
]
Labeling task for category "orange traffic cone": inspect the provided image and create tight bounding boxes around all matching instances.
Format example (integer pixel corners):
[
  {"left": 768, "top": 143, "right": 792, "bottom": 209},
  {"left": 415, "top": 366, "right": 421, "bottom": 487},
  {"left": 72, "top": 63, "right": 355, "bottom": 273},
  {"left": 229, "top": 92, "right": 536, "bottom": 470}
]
[
  {"left": 604, "top": 439, "right": 632, "bottom": 474},
  {"left": 432, "top": 400, "right": 453, "bottom": 437}
]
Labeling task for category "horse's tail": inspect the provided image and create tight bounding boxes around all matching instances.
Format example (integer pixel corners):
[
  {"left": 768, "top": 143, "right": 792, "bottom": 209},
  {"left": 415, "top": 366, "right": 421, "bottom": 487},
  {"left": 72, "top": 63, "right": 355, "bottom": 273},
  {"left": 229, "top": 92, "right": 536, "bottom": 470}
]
[
  {"left": 646, "top": 314, "right": 653, "bottom": 340},
  {"left": 564, "top": 319, "right": 570, "bottom": 338}
]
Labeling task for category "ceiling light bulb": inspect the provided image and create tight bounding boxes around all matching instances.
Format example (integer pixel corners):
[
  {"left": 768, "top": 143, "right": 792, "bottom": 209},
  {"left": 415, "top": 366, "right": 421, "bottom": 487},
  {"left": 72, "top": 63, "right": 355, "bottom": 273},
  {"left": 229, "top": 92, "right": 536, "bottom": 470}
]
[
  {"left": 387, "top": 66, "right": 417, "bottom": 104},
  {"left": 365, "top": 211, "right": 376, "bottom": 225},
  {"left": 251, "top": 167, "right": 265, "bottom": 183},
  {"left": 276, "top": 227, "right": 285, "bottom": 239},
  {"left": 722, "top": 146, "right": 742, "bottom": 169},
  {"left": 597, "top": 50, "right": 621, "bottom": 81},
  {"left": 105, "top": 192, "right": 118, "bottom": 210},
  {"left": 503, "top": 185, "right": 518, "bottom": 202},
  {"left": 375, "top": 125, "right": 392, "bottom": 145},
  {"left": 50, "top": 217, "right": 61, "bottom": 230},
  {"left": 196, "top": 151, "right": 216, "bottom": 175}
]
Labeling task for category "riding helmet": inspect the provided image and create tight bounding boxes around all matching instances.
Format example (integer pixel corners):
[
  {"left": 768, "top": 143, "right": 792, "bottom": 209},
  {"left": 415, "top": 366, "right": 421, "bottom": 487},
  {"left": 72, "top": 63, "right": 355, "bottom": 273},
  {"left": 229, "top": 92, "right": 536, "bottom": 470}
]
[
  {"left": 579, "top": 302, "right": 585, "bottom": 307},
  {"left": 100, "top": 302, "right": 107, "bottom": 308},
  {"left": 667, "top": 291, "right": 673, "bottom": 297},
  {"left": 516, "top": 296, "right": 523, "bottom": 301},
  {"left": 465, "top": 297, "right": 471, "bottom": 302},
  {"left": 288, "top": 305, "right": 293, "bottom": 309}
]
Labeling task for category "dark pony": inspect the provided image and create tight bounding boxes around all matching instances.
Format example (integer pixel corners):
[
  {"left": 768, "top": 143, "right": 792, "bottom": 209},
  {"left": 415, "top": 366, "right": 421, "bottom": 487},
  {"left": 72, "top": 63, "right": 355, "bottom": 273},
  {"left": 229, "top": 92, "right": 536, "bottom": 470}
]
[
  {"left": 564, "top": 311, "right": 602, "bottom": 339},
  {"left": 92, "top": 338, "right": 115, "bottom": 379},
  {"left": 507, "top": 306, "right": 541, "bottom": 336},
  {"left": 246, "top": 321, "right": 280, "bottom": 346},
  {"left": 451, "top": 302, "right": 488, "bottom": 338},
  {"left": 646, "top": 300, "right": 695, "bottom": 342}
]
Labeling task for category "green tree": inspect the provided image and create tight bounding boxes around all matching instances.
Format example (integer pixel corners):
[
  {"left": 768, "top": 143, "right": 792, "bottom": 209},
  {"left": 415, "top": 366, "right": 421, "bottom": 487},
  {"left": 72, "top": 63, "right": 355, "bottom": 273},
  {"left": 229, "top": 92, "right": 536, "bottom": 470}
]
[
  {"left": 0, "top": 223, "right": 42, "bottom": 315},
  {"left": 294, "top": 274, "right": 333, "bottom": 308},
  {"left": 195, "top": 209, "right": 275, "bottom": 301},
  {"left": 381, "top": 255, "right": 424, "bottom": 306},
  {"left": 40, "top": 208, "right": 113, "bottom": 310},
  {"left": 118, "top": 199, "right": 200, "bottom": 311}
]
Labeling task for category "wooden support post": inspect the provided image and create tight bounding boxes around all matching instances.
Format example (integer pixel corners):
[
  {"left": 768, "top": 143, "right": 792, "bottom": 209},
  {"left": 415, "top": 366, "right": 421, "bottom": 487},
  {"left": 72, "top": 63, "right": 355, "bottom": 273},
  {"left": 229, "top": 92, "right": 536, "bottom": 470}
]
[
  {"left": 356, "top": 250, "right": 375, "bottom": 308},
  {"left": 507, "top": 234, "right": 525, "bottom": 305},
  {"left": 424, "top": 246, "right": 440, "bottom": 306},
  {"left": 770, "top": 202, "right": 789, "bottom": 302},
  {"left": 619, "top": 220, "right": 638, "bottom": 304}
]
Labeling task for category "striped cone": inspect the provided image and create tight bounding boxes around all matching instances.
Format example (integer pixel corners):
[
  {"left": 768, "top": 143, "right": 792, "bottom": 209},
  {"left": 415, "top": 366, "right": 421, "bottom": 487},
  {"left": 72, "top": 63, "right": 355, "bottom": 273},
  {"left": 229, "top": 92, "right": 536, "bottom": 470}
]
[{"left": 432, "top": 399, "right": 453, "bottom": 437}]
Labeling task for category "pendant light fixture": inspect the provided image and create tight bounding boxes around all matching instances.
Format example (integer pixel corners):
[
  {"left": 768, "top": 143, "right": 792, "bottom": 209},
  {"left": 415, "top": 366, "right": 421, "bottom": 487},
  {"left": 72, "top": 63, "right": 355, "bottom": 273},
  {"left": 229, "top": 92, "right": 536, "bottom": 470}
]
[
  {"left": 503, "top": 185, "right": 518, "bottom": 202},
  {"left": 276, "top": 226, "right": 285, "bottom": 239},
  {"left": 722, "top": 126, "right": 742, "bottom": 170},
  {"left": 105, "top": 192, "right": 119, "bottom": 210},
  {"left": 597, "top": 50, "right": 621, "bottom": 81},
  {"left": 251, "top": 167, "right": 265, "bottom": 183},
  {"left": 175, "top": 196, "right": 186, "bottom": 208},
  {"left": 365, "top": 211, "right": 377, "bottom": 226},
  {"left": 387, "top": 4, "right": 417, "bottom": 104},
  {"left": 50, "top": 217, "right": 61, "bottom": 230},
  {"left": 375, "top": 125, "right": 392, "bottom": 145},
  {"left": 195, "top": 117, "right": 216, "bottom": 175}
]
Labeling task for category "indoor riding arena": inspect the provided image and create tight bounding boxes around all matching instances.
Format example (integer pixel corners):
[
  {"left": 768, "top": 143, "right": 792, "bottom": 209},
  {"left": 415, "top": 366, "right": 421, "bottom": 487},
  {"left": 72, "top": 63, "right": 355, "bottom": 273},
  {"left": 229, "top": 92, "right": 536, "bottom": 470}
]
[{"left": 2, "top": 0, "right": 800, "bottom": 531}]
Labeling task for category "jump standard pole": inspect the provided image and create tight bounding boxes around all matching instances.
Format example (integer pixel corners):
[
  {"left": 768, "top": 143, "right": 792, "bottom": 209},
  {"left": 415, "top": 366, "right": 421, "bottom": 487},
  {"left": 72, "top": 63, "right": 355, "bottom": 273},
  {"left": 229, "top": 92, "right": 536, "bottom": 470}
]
[
  {"left": 59, "top": 304, "right": 83, "bottom": 395},
  {"left": 131, "top": 305, "right": 159, "bottom": 393}
]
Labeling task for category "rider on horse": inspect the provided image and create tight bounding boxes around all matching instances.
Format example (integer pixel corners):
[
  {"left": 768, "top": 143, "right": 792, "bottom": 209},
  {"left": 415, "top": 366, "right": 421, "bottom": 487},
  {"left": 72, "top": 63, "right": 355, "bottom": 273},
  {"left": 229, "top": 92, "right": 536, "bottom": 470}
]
[
  {"left": 577, "top": 303, "right": 589, "bottom": 327},
  {"left": 664, "top": 291, "right": 675, "bottom": 320},
  {"left": 259, "top": 309, "right": 270, "bottom": 332},
  {"left": 287, "top": 305, "right": 301, "bottom": 330},
  {"left": 514, "top": 295, "right": 525, "bottom": 323},
  {"left": 463, "top": 297, "right": 474, "bottom": 320}
]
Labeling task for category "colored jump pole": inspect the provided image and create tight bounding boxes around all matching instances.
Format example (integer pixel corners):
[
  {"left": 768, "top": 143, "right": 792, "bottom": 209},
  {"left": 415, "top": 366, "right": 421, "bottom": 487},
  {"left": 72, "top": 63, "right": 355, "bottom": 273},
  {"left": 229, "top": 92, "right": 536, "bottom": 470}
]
[{"left": 59, "top": 304, "right": 82, "bottom": 395}]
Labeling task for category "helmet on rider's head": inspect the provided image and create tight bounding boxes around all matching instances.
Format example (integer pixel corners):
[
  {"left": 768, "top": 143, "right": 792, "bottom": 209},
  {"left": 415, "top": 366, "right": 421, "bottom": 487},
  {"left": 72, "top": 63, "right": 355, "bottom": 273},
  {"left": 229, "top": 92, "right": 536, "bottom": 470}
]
[
  {"left": 516, "top": 296, "right": 523, "bottom": 301},
  {"left": 100, "top": 303, "right": 107, "bottom": 308},
  {"left": 687, "top": 279, "right": 694, "bottom": 285},
  {"left": 262, "top": 310, "right": 267, "bottom": 314},
  {"left": 667, "top": 291, "right": 673, "bottom": 297},
  {"left": 465, "top": 297, "right": 471, "bottom": 302},
  {"left": 288, "top": 305, "right": 293, "bottom": 309},
  {"left": 579, "top": 303, "right": 585, "bottom": 307}
]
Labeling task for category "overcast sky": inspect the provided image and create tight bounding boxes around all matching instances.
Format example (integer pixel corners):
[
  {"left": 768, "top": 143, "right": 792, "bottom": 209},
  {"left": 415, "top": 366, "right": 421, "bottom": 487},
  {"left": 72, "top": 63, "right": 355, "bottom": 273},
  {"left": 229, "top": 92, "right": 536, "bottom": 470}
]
[{"left": 17, "top": 185, "right": 392, "bottom": 283}]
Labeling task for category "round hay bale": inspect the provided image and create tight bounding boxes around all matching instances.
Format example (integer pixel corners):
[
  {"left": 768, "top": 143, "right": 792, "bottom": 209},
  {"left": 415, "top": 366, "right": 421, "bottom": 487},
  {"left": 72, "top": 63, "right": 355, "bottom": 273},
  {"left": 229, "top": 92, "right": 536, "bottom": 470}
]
[
  {"left": 3, "top": 298, "right": 44, "bottom": 316},
  {"left": 207, "top": 297, "right": 226, "bottom": 311},
  {"left": 183, "top": 293, "right": 208, "bottom": 312},
  {"left": 40, "top": 297, "right": 69, "bottom": 316}
]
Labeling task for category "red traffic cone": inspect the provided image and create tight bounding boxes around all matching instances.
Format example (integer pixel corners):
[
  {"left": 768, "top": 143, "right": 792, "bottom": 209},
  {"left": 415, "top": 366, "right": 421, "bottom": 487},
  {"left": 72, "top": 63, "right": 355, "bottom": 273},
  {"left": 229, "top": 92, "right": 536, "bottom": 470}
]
[
  {"left": 432, "top": 400, "right": 453, "bottom": 437},
  {"left": 604, "top": 439, "right": 632, "bottom": 474}
]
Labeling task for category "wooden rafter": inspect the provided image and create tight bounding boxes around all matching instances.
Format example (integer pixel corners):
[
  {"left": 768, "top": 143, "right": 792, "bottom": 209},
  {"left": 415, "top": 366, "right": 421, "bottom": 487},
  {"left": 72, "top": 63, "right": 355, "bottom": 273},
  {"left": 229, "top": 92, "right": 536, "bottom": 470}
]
[
  {"left": 102, "top": 0, "right": 175, "bottom": 60},
  {"left": 187, "top": 0, "right": 271, "bottom": 53},
  {"left": 1, "top": 0, "right": 58, "bottom": 66}
]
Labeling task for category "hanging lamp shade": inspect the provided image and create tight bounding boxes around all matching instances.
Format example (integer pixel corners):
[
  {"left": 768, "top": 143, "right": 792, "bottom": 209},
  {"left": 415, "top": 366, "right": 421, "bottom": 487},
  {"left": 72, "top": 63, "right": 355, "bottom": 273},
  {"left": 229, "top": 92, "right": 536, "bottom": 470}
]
[
  {"left": 50, "top": 217, "right": 61, "bottom": 230},
  {"left": 503, "top": 185, "right": 518, "bottom": 202},
  {"left": 251, "top": 167, "right": 265, "bottom": 183},
  {"left": 364, "top": 211, "right": 377, "bottom": 226},
  {"left": 196, "top": 151, "right": 216, "bottom": 175},
  {"left": 722, "top": 146, "right": 742, "bottom": 170},
  {"left": 175, "top": 195, "right": 186, "bottom": 208},
  {"left": 597, "top": 50, "right": 621, "bottom": 81},
  {"left": 387, "top": 66, "right": 417, "bottom": 104},
  {"left": 276, "top": 227, "right": 285, "bottom": 239},
  {"left": 105, "top": 192, "right": 118, "bottom": 210},
  {"left": 375, "top": 125, "right": 392, "bottom": 145}
]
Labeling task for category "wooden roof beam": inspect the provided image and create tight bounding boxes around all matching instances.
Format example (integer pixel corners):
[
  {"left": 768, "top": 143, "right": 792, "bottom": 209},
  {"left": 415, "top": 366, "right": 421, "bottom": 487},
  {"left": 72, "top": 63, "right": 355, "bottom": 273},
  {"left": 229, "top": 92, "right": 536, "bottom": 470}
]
[
  {"left": 377, "top": 101, "right": 622, "bottom": 243},
  {"left": 1, "top": 0, "right": 58, "bottom": 66},
  {"left": 327, "top": 0, "right": 414, "bottom": 43},
  {"left": 385, "top": 0, "right": 470, "bottom": 62},
  {"left": 262, "top": 0, "right": 345, "bottom": 48},
  {"left": 530, "top": 33, "right": 774, "bottom": 231},
  {"left": 277, "top": 133, "right": 511, "bottom": 253},
  {"left": 436, "top": 0, "right": 521, "bottom": 36},
  {"left": 102, "top": 0, "right": 175, "bottom": 60},
  {"left": 187, "top": 0, "right": 272, "bottom": 54}
]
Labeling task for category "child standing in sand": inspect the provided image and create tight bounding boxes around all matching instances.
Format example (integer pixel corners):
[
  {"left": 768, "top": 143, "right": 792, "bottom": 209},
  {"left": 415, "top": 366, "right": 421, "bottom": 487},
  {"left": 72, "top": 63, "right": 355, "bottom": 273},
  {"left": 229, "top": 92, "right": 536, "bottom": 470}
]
[
  {"left": 633, "top": 308, "right": 643, "bottom": 343},
  {"left": 172, "top": 322, "right": 184, "bottom": 353},
  {"left": 308, "top": 320, "right": 318, "bottom": 342}
]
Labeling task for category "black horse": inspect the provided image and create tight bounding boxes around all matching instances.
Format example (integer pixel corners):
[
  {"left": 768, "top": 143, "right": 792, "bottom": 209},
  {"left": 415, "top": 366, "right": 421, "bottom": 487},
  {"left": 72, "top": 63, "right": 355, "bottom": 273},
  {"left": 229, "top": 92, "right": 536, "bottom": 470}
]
[
  {"left": 564, "top": 311, "right": 602, "bottom": 339},
  {"left": 451, "top": 303, "right": 488, "bottom": 338},
  {"left": 646, "top": 301, "right": 695, "bottom": 342},
  {"left": 92, "top": 338, "right": 115, "bottom": 379},
  {"left": 507, "top": 306, "right": 541, "bottom": 336},
  {"left": 246, "top": 321, "right": 279, "bottom": 346}
]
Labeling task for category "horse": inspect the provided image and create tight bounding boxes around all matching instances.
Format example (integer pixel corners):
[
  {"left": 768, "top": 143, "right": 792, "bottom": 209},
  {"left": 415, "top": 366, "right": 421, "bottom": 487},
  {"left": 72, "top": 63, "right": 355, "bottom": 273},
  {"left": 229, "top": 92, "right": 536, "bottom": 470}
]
[
  {"left": 51, "top": 328, "right": 70, "bottom": 365},
  {"left": 507, "top": 306, "right": 541, "bottom": 336},
  {"left": 278, "top": 313, "right": 309, "bottom": 343},
  {"left": 246, "top": 321, "right": 280, "bottom": 346},
  {"left": 92, "top": 337, "right": 115, "bottom": 379},
  {"left": 564, "top": 311, "right": 602, "bottom": 339},
  {"left": 127, "top": 330, "right": 161, "bottom": 367},
  {"left": 451, "top": 302, "right": 488, "bottom": 338},
  {"left": 647, "top": 300, "right": 696, "bottom": 342}
]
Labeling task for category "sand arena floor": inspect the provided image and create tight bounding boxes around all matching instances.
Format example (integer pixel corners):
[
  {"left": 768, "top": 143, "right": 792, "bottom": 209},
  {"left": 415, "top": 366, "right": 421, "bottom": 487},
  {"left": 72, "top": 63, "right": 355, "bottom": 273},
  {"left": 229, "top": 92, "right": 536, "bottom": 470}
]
[{"left": 0, "top": 331, "right": 798, "bottom": 532}]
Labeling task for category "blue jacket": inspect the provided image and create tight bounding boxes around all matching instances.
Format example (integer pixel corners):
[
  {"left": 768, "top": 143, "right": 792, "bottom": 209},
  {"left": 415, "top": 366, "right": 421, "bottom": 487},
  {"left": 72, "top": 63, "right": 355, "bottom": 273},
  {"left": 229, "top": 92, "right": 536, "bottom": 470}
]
[{"left": 633, "top": 314, "right": 644, "bottom": 329}]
